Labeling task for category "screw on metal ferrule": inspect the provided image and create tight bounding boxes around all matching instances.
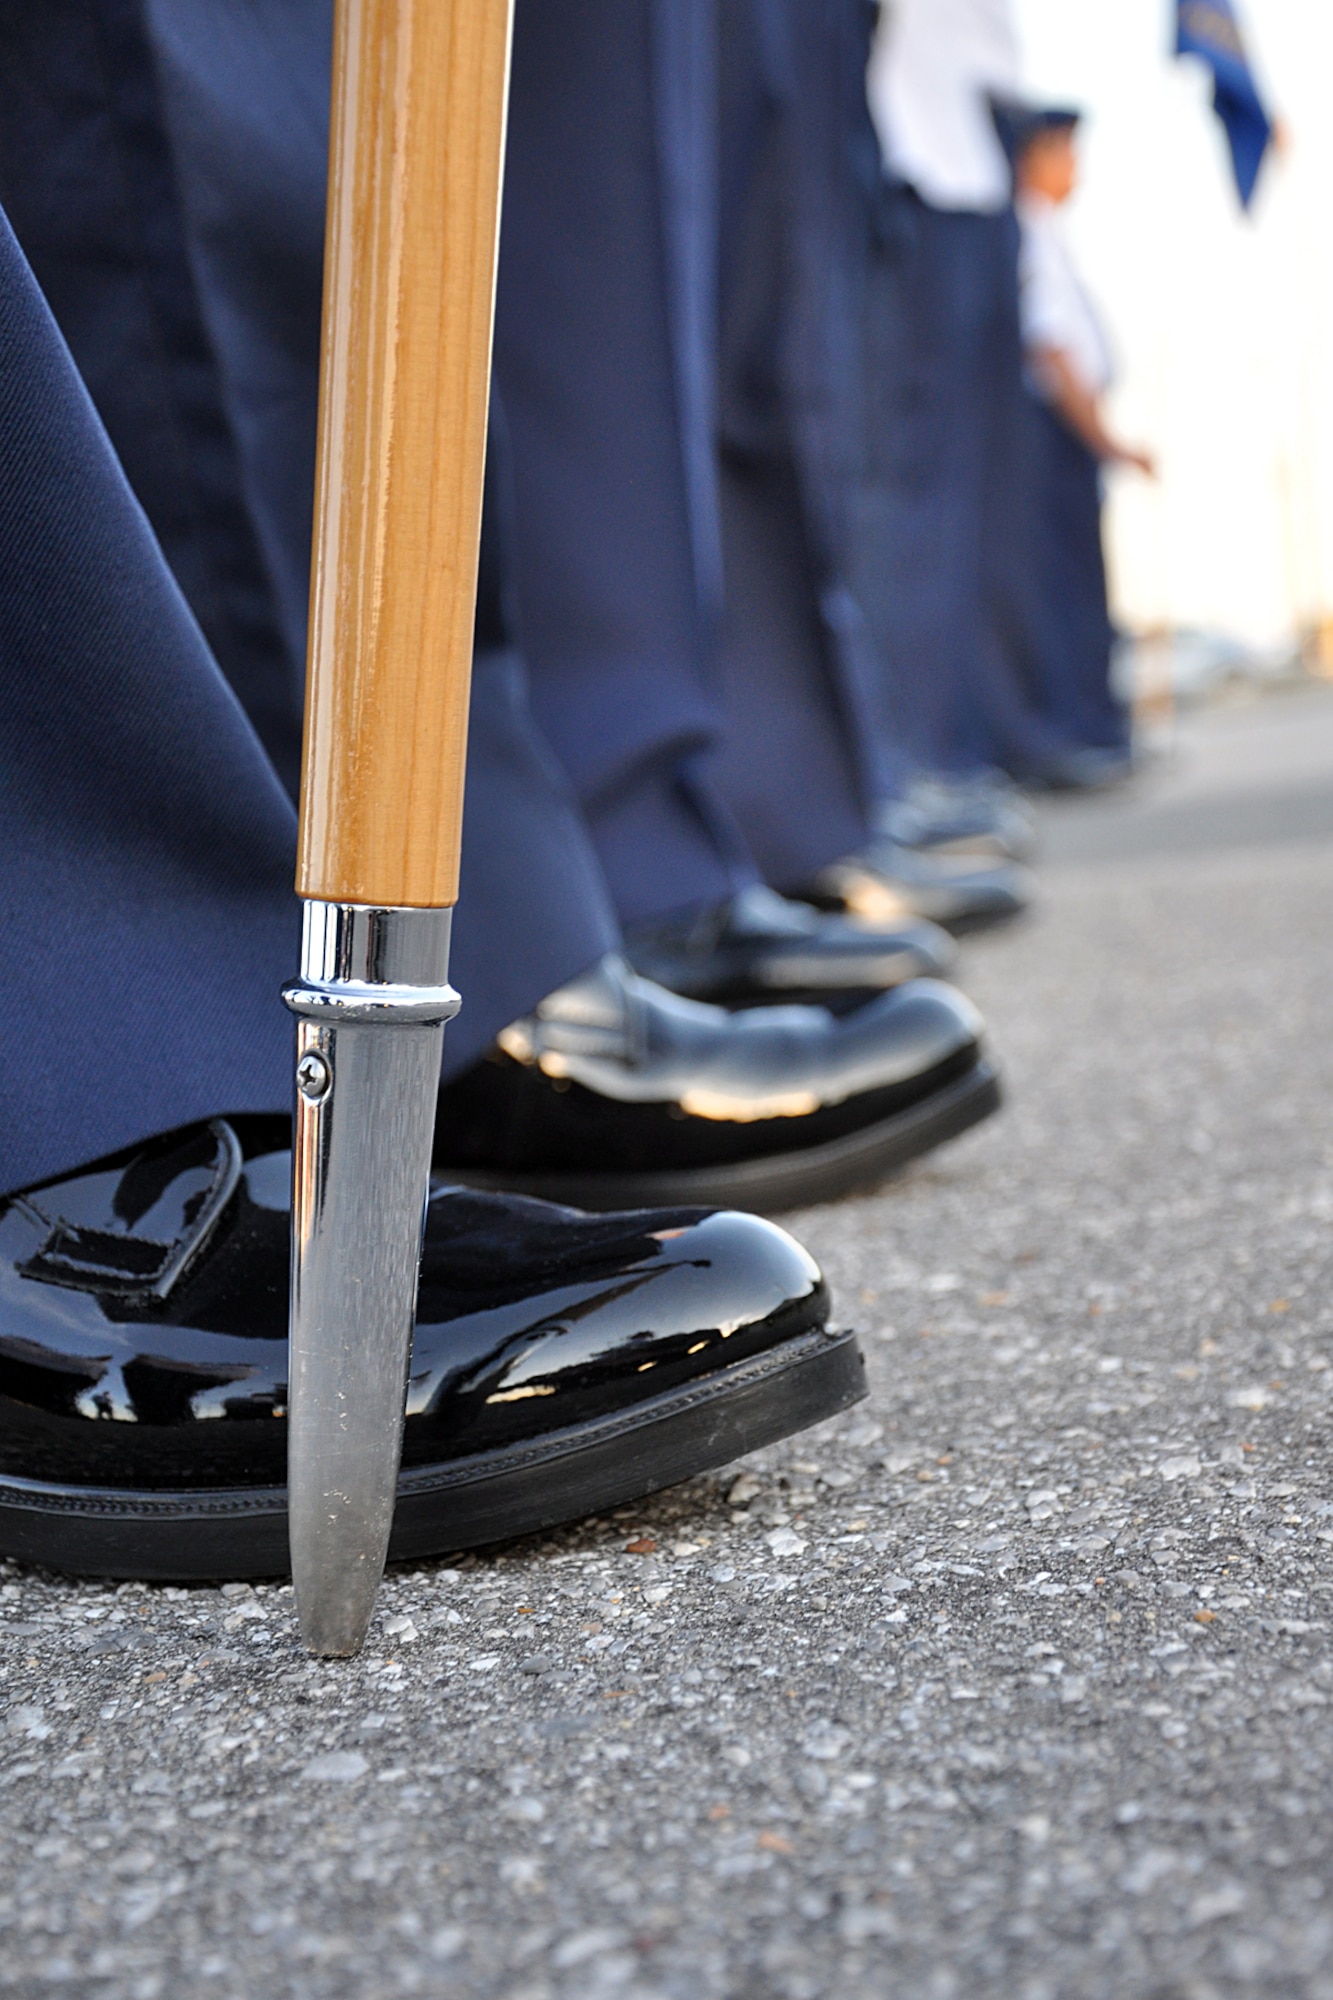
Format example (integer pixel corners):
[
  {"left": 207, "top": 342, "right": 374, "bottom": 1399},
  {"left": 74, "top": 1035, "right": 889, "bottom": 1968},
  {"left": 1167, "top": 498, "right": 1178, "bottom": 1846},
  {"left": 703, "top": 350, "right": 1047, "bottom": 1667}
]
[{"left": 296, "top": 1050, "right": 332, "bottom": 1103}]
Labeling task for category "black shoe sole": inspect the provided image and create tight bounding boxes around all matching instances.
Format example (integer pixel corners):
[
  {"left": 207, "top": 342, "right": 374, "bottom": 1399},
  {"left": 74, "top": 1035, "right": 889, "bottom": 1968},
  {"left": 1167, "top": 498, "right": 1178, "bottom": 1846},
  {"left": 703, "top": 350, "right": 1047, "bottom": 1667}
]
[
  {"left": 438, "top": 1055, "right": 1001, "bottom": 1215},
  {"left": 932, "top": 898, "right": 1029, "bottom": 938},
  {"left": 0, "top": 1327, "right": 866, "bottom": 1582}
]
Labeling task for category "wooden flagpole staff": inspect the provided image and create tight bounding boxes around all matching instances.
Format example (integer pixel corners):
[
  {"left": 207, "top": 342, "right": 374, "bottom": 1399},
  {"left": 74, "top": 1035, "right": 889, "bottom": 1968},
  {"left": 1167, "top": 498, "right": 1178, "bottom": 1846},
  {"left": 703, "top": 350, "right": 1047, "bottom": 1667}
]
[{"left": 283, "top": 0, "right": 513, "bottom": 1656}]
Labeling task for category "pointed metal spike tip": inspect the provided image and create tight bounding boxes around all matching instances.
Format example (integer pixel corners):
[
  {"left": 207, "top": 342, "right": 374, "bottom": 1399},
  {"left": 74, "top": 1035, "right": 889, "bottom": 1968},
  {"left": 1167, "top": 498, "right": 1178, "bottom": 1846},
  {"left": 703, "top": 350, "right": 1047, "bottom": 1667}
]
[{"left": 284, "top": 903, "right": 459, "bottom": 1657}]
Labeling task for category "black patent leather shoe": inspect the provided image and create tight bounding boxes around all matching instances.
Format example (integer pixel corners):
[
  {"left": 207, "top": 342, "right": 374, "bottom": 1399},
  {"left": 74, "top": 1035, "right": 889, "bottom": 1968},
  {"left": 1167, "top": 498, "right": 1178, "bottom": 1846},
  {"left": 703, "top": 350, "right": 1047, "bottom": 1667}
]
[
  {"left": 1016, "top": 746, "right": 1134, "bottom": 794},
  {"left": 0, "top": 1119, "right": 864, "bottom": 1581},
  {"left": 624, "top": 883, "right": 955, "bottom": 1006},
  {"left": 802, "top": 835, "right": 1034, "bottom": 936},
  {"left": 879, "top": 774, "right": 1038, "bottom": 864},
  {"left": 434, "top": 954, "right": 1000, "bottom": 1212}
]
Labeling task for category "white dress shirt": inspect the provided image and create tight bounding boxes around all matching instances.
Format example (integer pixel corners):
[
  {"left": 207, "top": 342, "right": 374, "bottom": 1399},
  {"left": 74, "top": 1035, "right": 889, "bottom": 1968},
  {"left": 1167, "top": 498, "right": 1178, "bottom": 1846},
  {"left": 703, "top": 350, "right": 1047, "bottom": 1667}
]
[
  {"left": 1017, "top": 194, "right": 1114, "bottom": 396},
  {"left": 866, "top": 0, "right": 1022, "bottom": 214}
]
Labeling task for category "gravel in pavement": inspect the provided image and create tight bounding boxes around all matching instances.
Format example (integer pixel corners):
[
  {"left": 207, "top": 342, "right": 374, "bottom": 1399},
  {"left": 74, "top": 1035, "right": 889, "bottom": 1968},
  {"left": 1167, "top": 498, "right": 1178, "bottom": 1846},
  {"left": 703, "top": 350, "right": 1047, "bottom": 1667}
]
[{"left": 4, "top": 689, "right": 1333, "bottom": 2000}]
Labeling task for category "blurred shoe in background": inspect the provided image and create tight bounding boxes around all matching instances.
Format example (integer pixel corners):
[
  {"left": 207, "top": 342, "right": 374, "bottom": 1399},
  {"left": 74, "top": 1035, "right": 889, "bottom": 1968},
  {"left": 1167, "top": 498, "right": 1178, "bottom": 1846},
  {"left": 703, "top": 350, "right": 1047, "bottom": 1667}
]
[
  {"left": 800, "top": 836, "right": 1034, "bottom": 936},
  {"left": 624, "top": 884, "right": 954, "bottom": 1008},
  {"left": 879, "top": 772, "right": 1038, "bottom": 863}
]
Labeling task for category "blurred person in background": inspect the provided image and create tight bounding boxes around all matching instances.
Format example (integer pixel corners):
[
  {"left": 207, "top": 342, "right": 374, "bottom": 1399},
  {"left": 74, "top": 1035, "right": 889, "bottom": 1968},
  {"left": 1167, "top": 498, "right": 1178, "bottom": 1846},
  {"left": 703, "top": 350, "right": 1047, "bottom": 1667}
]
[
  {"left": 1011, "top": 106, "right": 1156, "bottom": 762},
  {"left": 709, "top": 0, "right": 1034, "bottom": 934},
  {"left": 860, "top": 0, "right": 1123, "bottom": 795}
]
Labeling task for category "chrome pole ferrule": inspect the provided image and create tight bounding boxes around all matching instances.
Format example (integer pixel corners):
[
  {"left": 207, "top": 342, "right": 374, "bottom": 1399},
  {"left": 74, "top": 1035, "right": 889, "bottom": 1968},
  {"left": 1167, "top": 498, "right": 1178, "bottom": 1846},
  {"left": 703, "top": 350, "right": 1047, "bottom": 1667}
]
[
  {"left": 284, "top": 902, "right": 457, "bottom": 1656},
  {"left": 283, "top": 901, "right": 461, "bottom": 1026}
]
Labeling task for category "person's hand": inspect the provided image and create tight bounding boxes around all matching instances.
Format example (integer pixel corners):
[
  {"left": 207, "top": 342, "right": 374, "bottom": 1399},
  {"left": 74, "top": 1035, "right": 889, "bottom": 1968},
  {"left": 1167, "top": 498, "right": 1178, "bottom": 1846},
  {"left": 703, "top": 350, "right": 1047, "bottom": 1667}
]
[{"left": 1114, "top": 445, "right": 1156, "bottom": 479}]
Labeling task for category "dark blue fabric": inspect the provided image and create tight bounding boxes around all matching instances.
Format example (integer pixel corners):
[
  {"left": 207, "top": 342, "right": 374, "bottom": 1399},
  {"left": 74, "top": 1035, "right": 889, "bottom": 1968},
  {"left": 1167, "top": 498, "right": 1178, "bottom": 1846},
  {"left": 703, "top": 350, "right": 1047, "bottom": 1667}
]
[
  {"left": 712, "top": 455, "right": 869, "bottom": 887},
  {"left": 495, "top": 0, "right": 752, "bottom": 925},
  {"left": 496, "top": 0, "right": 883, "bottom": 914},
  {"left": 775, "top": 0, "right": 917, "bottom": 813},
  {"left": 0, "top": 0, "right": 618, "bottom": 1114},
  {"left": 850, "top": 190, "right": 1078, "bottom": 778},
  {"left": 709, "top": 0, "right": 895, "bottom": 883},
  {"left": 144, "top": 0, "right": 332, "bottom": 712},
  {"left": 1018, "top": 392, "right": 1127, "bottom": 752},
  {"left": 0, "top": 204, "right": 298, "bottom": 1194},
  {"left": 0, "top": 0, "right": 305, "bottom": 794},
  {"left": 650, "top": 0, "right": 724, "bottom": 628}
]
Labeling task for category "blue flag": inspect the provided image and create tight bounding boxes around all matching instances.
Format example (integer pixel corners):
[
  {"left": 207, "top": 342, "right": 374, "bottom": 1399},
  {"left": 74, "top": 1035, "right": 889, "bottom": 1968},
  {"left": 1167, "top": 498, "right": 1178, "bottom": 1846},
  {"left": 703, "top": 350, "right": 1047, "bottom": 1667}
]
[{"left": 1175, "top": 0, "right": 1273, "bottom": 208}]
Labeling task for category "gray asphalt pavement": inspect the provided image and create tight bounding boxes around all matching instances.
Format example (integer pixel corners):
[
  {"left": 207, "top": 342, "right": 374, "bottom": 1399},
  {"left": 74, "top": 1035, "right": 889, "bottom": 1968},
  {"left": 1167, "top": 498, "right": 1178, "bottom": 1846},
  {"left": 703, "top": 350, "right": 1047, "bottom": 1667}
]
[{"left": 6, "top": 685, "right": 1333, "bottom": 2000}]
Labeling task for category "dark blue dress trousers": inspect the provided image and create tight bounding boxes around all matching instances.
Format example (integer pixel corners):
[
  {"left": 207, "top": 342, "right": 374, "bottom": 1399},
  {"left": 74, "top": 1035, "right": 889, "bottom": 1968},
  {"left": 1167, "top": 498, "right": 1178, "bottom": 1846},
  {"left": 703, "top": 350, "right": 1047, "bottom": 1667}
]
[
  {"left": 494, "top": 0, "right": 752, "bottom": 926},
  {"left": 1018, "top": 390, "right": 1128, "bottom": 752},
  {"left": 709, "top": 0, "right": 898, "bottom": 882},
  {"left": 495, "top": 0, "right": 886, "bottom": 918},
  {"left": 0, "top": 203, "right": 297, "bottom": 1195},
  {"left": 851, "top": 187, "right": 1078, "bottom": 779},
  {"left": 0, "top": 4, "right": 618, "bottom": 1191}
]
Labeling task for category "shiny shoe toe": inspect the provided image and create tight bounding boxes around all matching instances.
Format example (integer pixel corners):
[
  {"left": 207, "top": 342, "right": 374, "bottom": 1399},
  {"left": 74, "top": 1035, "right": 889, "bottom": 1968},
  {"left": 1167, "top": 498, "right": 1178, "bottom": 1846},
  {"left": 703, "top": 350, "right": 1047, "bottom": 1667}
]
[
  {"left": 435, "top": 955, "right": 1001, "bottom": 1211},
  {"left": 625, "top": 883, "right": 955, "bottom": 1005},
  {"left": 0, "top": 1118, "right": 865, "bottom": 1579},
  {"left": 805, "top": 836, "right": 1034, "bottom": 936}
]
